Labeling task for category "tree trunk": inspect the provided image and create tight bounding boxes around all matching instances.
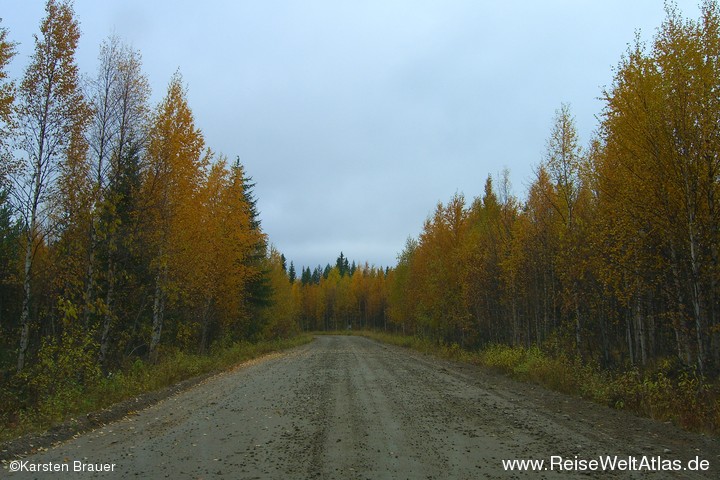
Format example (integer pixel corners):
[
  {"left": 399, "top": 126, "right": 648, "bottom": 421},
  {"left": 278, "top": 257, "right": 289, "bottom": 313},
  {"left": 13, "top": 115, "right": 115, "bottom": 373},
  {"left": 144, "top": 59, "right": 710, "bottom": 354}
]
[
  {"left": 199, "top": 298, "right": 212, "bottom": 355},
  {"left": 669, "top": 242, "right": 694, "bottom": 366},
  {"left": 600, "top": 302, "right": 611, "bottom": 367},
  {"left": 574, "top": 293, "right": 582, "bottom": 359},
  {"left": 83, "top": 225, "right": 97, "bottom": 328},
  {"left": 626, "top": 309, "right": 634, "bottom": 367},
  {"left": 634, "top": 295, "right": 647, "bottom": 366},
  {"left": 17, "top": 158, "right": 42, "bottom": 373},
  {"left": 98, "top": 259, "right": 115, "bottom": 366},
  {"left": 687, "top": 221, "right": 706, "bottom": 374},
  {"left": 16, "top": 227, "right": 34, "bottom": 373},
  {"left": 149, "top": 270, "right": 165, "bottom": 361}
]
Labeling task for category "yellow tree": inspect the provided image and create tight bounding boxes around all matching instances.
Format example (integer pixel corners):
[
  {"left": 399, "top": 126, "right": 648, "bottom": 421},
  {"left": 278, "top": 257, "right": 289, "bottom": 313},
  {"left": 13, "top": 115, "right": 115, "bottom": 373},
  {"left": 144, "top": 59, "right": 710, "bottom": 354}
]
[
  {"left": 260, "top": 248, "right": 299, "bottom": 339},
  {"left": 543, "top": 104, "right": 586, "bottom": 354},
  {"left": 653, "top": 1, "right": 720, "bottom": 371},
  {"left": 350, "top": 265, "right": 368, "bottom": 328},
  {"left": 463, "top": 176, "right": 513, "bottom": 346},
  {"left": 142, "top": 71, "right": 205, "bottom": 359},
  {"left": 595, "top": 1, "right": 720, "bottom": 371},
  {"left": 0, "top": 20, "right": 15, "bottom": 161},
  {"left": 211, "top": 159, "right": 264, "bottom": 340},
  {"left": 334, "top": 268, "right": 353, "bottom": 329},
  {"left": 387, "top": 237, "right": 419, "bottom": 334},
  {"left": 367, "top": 267, "right": 388, "bottom": 330},
  {"left": 14, "top": 0, "right": 90, "bottom": 371},
  {"left": 517, "top": 167, "right": 562, "bottom": 345},
  {"left": 53, "top": 100, "right": 91, "bottom": 308},
  {"left": 291, "top": 281, "right": 303, "bottom": 329},
  {"left": 314, "top": 280, "right": 327, "bottom": 331},
  {"left": 414, "top": 194, "right": 470, "bottom": 343},
  {"left": 173, "top": 155, "right": 220, "bottom": 352},
  {"left": 169, "top": 155, "right": 261, "bottom": 351},
  {"left": 319, "top": 268, "right": 339, "bottom": 330}
]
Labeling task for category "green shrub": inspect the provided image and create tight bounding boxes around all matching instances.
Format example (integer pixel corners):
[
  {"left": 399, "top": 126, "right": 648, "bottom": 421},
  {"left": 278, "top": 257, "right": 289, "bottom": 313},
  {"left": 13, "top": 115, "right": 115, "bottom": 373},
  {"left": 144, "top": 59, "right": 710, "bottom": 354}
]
[{"left": 480, "top": 343, "right": 524, "bottom": 372}]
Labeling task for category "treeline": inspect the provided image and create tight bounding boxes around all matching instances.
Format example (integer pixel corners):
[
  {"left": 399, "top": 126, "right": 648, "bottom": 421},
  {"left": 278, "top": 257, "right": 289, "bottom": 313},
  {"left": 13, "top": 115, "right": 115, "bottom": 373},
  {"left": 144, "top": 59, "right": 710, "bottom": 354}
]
[
  {"left": 290, "top": 252, "right": 390, "bottom": 332},
  {"left": 0, "top": 0, "right": 297, "bottom": 397},
  {"left": 387, "top": 2, "right": 720, "bottom": 376},
  {"left": 290, "top": 2, "right": 720, "bottom": 378}
]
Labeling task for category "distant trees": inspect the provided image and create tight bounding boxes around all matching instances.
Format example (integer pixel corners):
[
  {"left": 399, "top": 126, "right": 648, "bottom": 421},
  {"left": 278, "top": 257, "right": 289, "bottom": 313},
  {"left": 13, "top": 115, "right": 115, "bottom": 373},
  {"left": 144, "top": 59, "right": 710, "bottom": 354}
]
[{"left": 293, "top": 252, "right": 389, "bottom": 331}]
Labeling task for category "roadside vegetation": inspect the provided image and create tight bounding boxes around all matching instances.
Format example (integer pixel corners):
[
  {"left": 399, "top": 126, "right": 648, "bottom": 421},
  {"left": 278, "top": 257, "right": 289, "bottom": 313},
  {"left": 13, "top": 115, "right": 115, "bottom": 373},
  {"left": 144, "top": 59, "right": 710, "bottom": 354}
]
[{"left": 0, "top": 334, "right": 312, "bottom": 443}]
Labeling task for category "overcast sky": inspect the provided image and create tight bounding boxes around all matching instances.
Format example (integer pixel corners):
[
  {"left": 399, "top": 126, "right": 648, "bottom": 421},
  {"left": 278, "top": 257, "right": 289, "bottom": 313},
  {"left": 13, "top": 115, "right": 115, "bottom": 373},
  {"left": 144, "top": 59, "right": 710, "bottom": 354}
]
[{"left": 3, "top": 0, "right": 702, "bottom": 270}]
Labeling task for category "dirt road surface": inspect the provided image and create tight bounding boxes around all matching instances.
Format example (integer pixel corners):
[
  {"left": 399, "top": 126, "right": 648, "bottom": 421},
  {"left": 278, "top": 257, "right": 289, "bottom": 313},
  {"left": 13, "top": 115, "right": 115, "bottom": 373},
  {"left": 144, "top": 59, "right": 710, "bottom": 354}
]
[{"left": 3, "top": 335, "right": 719, "bottom": 479}]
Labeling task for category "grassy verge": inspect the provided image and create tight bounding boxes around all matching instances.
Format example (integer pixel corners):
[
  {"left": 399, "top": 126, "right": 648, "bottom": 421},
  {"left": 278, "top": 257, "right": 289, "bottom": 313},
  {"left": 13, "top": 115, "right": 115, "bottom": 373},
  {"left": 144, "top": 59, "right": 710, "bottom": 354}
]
[
  {"left": 0, "top": 334, "right": 313, "bottom": 443},
  {"left": 356, "top": 330, "right": 720, "bottom": 435}
]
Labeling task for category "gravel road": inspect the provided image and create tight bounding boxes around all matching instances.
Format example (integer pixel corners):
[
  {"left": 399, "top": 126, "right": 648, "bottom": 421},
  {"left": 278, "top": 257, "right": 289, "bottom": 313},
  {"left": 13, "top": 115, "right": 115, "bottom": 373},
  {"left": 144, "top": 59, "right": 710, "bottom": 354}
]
[{"left": 4, "top": 335, "right": 719, "bottom": 479}]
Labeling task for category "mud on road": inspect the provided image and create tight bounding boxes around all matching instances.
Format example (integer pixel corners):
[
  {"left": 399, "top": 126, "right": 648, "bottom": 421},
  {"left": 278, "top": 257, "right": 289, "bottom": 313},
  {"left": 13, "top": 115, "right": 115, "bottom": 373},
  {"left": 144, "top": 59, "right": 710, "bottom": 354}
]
[{"left": 3, "top": 335, "right": 719, "bottom": 479}]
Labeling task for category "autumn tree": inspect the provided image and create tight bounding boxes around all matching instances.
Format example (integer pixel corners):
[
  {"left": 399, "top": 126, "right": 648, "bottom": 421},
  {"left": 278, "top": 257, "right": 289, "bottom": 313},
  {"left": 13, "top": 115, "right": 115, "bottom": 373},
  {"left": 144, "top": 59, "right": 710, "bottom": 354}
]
[
  {"left": 542, "top": 104, "right": 586, "bottom": 354},
  {"left": 211, "top": 159, "right": 266, "bottom": 343},
  {"left": 405, "top": 194, "right": 471, "bottom": 343},
  {"left": 0, "top": 2, "right": 304, "bottom": 420},
  {"left": 142, "top": 71, "right": 206, "bottom": 359},
  {"left": 387, "top": 237, "right": 418, "bottom": 334},
  {"left": 259, "top": 248, "right": 298, "bottom": 338},
  {"left": 14, "top": 0, "right": 89, "bottom": 372},
  {"left": 460, "top": 176, "right": 514, "bottom": 346},
  {"left": 0, "top": 20, "right": 18, "bottom": 336},
  {"left": 291, "top": 253, "right": 389, "bottom": 333},
  {"left": 590, "top": 1, "right": 720, "bottom": 372},
  {"left": 0, "top": 19, "right": 15, "bottom": 160}
]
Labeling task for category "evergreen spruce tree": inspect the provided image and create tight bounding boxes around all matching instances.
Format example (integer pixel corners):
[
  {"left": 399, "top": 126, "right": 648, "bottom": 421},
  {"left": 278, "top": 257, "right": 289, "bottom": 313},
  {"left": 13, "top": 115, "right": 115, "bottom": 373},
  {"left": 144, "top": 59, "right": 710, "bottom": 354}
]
[
  {"left": 336, "top": 252, "right": 346, "bottom": 276},
  {"left": 288, "top": 261, "right": 296, "bottom": 283},
  {"left": 301, "top": 266, "right": 311, "bottom": 286},
  {"left": 226, "top": 157, "right": 272, "bottom": 339}
]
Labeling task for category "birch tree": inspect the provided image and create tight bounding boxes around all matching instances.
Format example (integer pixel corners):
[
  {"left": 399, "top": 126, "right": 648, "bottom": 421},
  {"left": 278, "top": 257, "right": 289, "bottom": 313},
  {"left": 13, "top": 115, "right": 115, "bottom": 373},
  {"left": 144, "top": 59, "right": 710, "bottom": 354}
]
[
  {"left": 543, "top": 104, "right": 585, "bottom": 354},
  {"left": 86, "top": 36, "right": 150, "bottom": 364},
  {"left": 14, "top": 0, "right": 89, "bottom": 372}
]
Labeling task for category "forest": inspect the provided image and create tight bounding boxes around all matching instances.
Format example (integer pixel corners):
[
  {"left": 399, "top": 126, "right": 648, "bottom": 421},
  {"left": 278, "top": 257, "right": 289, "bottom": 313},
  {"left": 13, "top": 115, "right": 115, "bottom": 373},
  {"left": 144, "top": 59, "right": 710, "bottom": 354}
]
[
  {"left": 1, "top": 0, "right": 720, "bottom": 434},
  {"left": 298, "top": 1, "right": 720, "bottom": 380},
  {"left": 0, "top": 0, "right": 299, "bottom": 427}
]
